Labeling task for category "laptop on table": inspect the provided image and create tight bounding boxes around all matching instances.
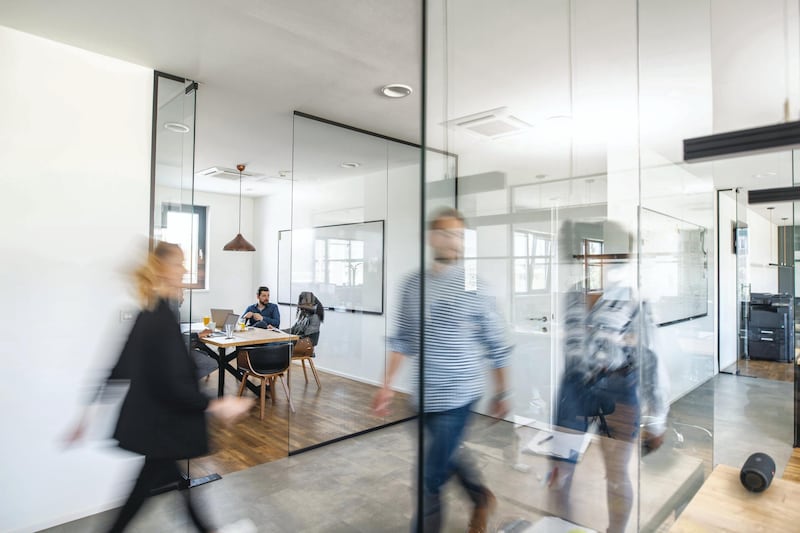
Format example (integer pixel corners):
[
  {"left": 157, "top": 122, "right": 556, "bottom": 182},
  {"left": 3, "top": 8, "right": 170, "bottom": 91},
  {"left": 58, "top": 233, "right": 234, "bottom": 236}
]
[
  {"left": 210, "top": 308, "right": 234, "bottom": 329},
  {"left": 207, "top": 313, "right": 240, "bottom": 338}
]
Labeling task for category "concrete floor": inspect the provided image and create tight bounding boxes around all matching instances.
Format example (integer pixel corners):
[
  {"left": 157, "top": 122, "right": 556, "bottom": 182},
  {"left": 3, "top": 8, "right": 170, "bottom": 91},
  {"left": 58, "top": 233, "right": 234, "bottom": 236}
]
[{"left": 42, "top": 373, "right": 794, "bottom": 533}]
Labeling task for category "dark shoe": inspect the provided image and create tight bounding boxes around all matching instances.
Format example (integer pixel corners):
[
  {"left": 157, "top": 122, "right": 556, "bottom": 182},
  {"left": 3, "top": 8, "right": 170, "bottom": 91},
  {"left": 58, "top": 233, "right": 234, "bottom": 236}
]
[{"left": 467, "top": 487, "right": 496, "bottom": 533}]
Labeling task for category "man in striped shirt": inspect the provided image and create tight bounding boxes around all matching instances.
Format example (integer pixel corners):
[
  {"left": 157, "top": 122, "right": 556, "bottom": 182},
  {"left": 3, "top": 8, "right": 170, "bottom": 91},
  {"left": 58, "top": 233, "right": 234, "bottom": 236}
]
[{"left": 373, "top": 208, "right": 513, "bottom": 533}]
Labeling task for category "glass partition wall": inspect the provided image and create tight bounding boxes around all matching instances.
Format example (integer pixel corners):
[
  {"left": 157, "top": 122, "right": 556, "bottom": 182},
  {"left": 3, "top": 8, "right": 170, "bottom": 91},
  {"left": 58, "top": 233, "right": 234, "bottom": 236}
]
[
  {"left": 150, "top": 72, "right": 208, "bottom": 482},
  {"left": 423, "top": 1, "right": 717, "bottom": 531},
  {"left": 288, "top": 112, "right": 456, "bottom": 453}
]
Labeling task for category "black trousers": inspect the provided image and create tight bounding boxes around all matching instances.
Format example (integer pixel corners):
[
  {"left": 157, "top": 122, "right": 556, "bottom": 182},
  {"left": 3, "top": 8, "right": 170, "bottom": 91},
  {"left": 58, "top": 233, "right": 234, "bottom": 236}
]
[{"left": 107, "top": 457, "right": 211, "bottom": 532}]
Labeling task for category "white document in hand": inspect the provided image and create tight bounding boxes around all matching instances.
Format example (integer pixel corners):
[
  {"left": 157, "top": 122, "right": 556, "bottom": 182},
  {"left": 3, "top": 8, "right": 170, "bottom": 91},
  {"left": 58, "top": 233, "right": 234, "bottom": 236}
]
[{"left": 523, "top": 429, "right": 591, "bottom": 463}]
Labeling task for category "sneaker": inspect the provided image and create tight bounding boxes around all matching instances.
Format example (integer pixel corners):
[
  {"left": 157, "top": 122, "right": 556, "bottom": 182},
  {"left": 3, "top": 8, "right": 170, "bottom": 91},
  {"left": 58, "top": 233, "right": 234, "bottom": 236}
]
[
  {"left": 217, "top": 518, "right": 257, "bottom": 533},
  {"left": 467, "top": 488, "right": 497, "bottom": 533}
]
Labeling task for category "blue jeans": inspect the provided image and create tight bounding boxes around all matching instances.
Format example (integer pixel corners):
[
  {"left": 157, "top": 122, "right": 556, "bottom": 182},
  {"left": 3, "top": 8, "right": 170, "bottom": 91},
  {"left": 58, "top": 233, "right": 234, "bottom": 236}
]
[{"left": 416, "top": 400, "right": 487, "bottom": 532}]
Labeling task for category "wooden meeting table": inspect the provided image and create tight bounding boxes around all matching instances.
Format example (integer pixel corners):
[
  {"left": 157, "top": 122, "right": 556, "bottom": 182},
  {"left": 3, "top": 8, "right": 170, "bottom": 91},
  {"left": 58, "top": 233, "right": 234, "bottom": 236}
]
[{"left": 200, "top": 326, "right": 298, "bottom": 397}]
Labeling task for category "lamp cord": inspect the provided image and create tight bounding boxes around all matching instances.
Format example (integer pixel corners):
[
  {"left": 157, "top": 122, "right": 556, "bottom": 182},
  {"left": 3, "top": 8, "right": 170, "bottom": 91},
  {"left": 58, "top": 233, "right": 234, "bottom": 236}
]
[{"left": 238, "top": 169, "right": 243, "bottom": 233}]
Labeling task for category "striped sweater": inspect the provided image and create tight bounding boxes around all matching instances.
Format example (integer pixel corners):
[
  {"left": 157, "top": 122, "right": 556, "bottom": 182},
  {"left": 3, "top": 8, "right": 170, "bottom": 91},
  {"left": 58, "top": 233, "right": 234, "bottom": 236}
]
[{"left": 387, "top": 264, "right": 513, "bottom": 412}]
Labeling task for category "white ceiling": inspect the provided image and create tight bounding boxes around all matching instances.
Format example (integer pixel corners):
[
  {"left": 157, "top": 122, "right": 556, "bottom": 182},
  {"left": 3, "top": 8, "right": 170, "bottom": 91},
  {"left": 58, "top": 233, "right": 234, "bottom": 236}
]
[{"left": 2, "top": 0, "right": 799, "bottom": 222}]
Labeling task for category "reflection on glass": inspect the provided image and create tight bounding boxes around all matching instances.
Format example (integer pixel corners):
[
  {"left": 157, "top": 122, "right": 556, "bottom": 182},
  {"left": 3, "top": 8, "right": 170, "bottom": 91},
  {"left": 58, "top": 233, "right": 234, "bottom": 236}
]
[{"left": 287, "top": 114, "right": 452, "bottom": 454}]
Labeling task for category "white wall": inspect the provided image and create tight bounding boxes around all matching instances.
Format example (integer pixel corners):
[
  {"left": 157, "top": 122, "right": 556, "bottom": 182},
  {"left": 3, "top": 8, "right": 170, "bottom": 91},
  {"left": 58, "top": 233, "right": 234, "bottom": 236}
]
[
  {"left": 747, "top": 209, "right": 778, "bottom": 294},
  {"left": 0, "top": 26, "right": 152, "bottom": 533},
  {"left": 253, "top": 185, "right": 292, "bottom": 310}
]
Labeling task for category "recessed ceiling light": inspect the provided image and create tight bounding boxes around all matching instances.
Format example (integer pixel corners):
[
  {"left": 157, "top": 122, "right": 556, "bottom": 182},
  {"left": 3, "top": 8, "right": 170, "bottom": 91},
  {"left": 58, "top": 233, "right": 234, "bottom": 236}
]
[
  {"left": 380, "top": 84, "right": 413, "bottom": 98},
  {"left": 340, "top": 162, "right": 361, "bottom": 169},
  {"left": 164, "top": 122, "right": 190, "bottom": 133}
]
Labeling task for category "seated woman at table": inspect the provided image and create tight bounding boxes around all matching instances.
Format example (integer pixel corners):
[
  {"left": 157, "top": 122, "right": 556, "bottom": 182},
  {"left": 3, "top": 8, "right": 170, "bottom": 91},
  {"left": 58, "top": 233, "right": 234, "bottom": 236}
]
[{"left": 270, "top": 291, "right": 324, "bottom": 345}]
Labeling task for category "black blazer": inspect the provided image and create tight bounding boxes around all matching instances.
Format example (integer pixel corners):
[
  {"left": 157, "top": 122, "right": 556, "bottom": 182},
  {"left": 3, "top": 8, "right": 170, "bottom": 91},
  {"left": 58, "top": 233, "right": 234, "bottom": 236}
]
[{"left": 111, "top": 299, "right": 210, "bottom": 459}]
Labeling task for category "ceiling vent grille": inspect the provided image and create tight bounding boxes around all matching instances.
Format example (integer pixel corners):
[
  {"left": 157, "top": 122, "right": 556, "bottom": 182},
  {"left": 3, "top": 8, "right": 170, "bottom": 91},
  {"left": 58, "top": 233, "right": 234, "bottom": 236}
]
[
  {"left": 196, "top": 166, "right": 262, "bottom": 180},
  {"left": 443, "top": 107, "right": 533, "bottom": 140}
]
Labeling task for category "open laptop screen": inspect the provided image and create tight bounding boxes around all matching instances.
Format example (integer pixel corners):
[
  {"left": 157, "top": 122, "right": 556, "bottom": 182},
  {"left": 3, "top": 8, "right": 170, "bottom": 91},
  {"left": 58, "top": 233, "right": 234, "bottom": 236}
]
[{"left": 210, "top": 308, "right": 234, "bottom": 328}]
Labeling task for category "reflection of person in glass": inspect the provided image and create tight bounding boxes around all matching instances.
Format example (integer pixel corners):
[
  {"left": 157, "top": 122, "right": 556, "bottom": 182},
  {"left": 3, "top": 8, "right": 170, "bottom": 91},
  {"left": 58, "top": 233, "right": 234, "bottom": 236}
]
[
  {"left": 373, "top": 208, "right": 513, "bottom": 533},
  {"left": 67, "top": 242, "right": 254, "bottom": 533},
  {"left": 552, "top": 220, "right": 669, "bottom": 533}
]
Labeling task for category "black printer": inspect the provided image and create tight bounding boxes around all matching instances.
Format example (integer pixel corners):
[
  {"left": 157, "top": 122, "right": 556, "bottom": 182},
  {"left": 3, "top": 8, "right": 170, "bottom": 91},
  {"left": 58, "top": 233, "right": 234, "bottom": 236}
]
[{"left": 747, "top": 293, "right": 794, "bottom": 363}]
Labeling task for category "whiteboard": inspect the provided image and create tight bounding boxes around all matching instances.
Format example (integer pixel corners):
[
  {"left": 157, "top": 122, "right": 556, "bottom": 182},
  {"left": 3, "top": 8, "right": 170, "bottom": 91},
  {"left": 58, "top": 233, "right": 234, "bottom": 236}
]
[
  {"left": 278, "top": 220, "right": 384, "bottom": 314},
  {"left": 640, "top": 208, "right": 709, "bottom": 326}
]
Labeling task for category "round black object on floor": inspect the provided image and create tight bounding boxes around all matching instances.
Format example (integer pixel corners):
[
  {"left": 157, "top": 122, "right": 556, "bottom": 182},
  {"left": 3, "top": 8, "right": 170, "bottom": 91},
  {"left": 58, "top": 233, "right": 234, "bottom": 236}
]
[{"left": 740, "top": 452, "right": 776, "bottom": 492}]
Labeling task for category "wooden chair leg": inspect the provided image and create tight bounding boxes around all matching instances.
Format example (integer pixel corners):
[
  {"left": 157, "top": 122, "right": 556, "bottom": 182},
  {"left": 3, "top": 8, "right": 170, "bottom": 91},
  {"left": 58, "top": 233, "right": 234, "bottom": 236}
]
[
  {"left": 300, "top": 358, "right": 309, "bottom": 383},
  {"left": 278, "top": 375, "right": 295, "bottom": 413},
  {"left": 308, "top": 358, "right": 322, "bottom": 389},
  {"left": 238, "top": 372, "right": 249, "bottom": 397},
  {"left": 259, "top": 378, "right": 266, "bottom": 420},
  {"left": 270, "top": 377, "right": 277, "bottom": 405}
]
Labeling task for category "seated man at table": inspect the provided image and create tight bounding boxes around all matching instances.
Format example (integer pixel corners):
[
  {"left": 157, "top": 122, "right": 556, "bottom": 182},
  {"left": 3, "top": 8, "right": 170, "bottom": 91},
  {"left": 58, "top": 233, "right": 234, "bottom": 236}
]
[{"left": 243, "top": 285, "right": 280, "bottom": 329}]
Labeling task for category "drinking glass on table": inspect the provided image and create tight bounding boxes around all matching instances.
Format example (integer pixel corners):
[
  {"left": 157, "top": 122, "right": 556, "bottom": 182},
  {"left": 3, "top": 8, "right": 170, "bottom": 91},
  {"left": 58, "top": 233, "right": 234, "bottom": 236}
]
[
  {"left": 203, "top": 315, "right": 211, "bottom": 327},
  {"left": 224, "top": 323, "right": 234, "bottom": 338}
]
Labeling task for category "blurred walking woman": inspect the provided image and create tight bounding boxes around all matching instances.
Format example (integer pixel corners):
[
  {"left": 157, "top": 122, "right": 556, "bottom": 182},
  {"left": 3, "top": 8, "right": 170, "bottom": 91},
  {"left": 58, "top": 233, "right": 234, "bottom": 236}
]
[{"left": 102, "top": 242, "right": 251, "bottom": 532}]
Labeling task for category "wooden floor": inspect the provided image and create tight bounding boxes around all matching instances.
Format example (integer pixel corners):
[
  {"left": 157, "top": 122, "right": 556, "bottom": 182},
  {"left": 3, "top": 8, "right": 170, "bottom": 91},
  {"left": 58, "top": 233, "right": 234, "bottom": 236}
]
[
  {"left": 783, "top": 448, "right": 800, "bottom": 483},
  {"left": 185, "top": 363, "right": 415, "bottom": 479},
  {"left": 721, "top": 359, "right": 794, "bottom": 382}
]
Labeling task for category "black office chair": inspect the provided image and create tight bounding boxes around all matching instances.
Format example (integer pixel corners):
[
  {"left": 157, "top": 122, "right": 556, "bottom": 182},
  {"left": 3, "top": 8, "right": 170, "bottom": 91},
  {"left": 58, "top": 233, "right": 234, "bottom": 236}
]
[{"left": 237, "top": 343, "right": 295, "bottom": 419}]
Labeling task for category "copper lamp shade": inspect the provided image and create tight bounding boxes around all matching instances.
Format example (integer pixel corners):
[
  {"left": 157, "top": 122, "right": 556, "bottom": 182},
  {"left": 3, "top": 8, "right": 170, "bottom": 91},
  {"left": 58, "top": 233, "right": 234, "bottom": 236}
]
[
  {"left": 223, "top": 233, "right": 256, "bottom": 251},
  {"left": 223, "top": 163, "right": 256, "bottom": 252}
]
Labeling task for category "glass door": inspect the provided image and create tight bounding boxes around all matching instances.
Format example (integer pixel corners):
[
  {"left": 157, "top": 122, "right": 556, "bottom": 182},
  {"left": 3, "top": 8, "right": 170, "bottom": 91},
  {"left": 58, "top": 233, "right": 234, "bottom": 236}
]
[
  {"left": 735, "top": 188, "right": 751, "bottom": 376},
  {"left": 717, "top": 187, "right": 749, "bottom": 375},
  {"left": 793, "top": 152, "right": 800, "bottom": 446},
  {"left": 150, "top": 72, "right": 205, "bottom": 484}
]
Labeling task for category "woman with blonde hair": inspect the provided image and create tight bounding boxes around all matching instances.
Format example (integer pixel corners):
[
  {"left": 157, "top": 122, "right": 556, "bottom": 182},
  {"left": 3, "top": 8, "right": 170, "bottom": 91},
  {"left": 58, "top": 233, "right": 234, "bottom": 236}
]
[{"left": 70, "top": 242, "right": 254, "bottom": 533}]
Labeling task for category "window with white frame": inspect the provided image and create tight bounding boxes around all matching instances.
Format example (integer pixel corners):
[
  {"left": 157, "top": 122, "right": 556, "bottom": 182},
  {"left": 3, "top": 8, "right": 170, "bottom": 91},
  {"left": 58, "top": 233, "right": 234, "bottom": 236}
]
[
  {"left": 582, "top": 238, "right": 603, "bottom": 292},
  {"left": 513, "top": 230, "right": 551, "bottom": 293},
  {"left": 160, "top": 203, "right": 208, "bottom": 289}
]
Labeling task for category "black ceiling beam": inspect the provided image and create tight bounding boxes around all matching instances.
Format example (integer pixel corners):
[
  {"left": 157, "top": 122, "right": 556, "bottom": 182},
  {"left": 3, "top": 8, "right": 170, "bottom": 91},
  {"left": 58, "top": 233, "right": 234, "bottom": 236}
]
[
  {"left": 683, "top": 120, "right": 800, "bottom": 162},
  {"left": 748, "top": 186, "right": 800, "bottom": 204}
]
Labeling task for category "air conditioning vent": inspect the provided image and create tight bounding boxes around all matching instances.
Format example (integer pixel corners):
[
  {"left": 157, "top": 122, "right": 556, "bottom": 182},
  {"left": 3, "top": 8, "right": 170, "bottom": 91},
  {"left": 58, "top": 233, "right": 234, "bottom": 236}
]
[
  {"left": 443, "top": 107, "right": 533, "bottom": 140},
  {"left": 196, "top": 166, "right": 262, "bottom": 180}
]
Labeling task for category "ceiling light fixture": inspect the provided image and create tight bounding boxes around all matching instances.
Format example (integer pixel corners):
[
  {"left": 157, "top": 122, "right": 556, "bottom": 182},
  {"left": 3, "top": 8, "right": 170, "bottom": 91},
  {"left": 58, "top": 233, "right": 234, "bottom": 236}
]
[
  {"left": 164, "top": 122, "right": 190, "bottom": 133},
  {"left": 223, "top": 164, "right": 256, "bottom": 252},
  {"left": 380, "top": 84, "right": 413, "bottom": 98},
  {"left": 340, "top": 162, "right": 361, "bottom": 169}
]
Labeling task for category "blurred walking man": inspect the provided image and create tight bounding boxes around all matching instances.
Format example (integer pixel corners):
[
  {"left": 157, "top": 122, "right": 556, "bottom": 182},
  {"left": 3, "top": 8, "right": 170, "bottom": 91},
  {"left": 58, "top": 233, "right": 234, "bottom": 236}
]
[{"left": 373, "top": 208, "right": 513, "bottom": 533}]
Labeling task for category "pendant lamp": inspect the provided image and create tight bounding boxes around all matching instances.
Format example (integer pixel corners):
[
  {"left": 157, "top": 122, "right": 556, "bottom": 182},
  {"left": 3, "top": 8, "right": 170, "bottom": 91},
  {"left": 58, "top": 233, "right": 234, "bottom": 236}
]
[{"left": 223, "top": 164, "right": 256, "bottom": 251}]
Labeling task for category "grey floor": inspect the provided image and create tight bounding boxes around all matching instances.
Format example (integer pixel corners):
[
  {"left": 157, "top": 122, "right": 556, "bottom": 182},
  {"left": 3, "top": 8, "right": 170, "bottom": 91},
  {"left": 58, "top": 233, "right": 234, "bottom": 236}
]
[{"left": 42, "top": 373, "right": 795, "bottom": 533}]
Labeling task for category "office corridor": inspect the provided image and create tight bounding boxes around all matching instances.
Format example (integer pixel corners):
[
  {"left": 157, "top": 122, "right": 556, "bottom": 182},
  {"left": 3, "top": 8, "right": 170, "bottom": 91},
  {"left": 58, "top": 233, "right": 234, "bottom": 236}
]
[{"left": 43, "top": 373, "right": 794, "bottom": 533}]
